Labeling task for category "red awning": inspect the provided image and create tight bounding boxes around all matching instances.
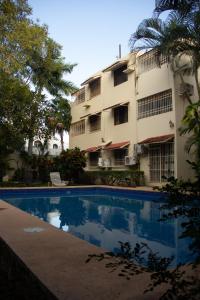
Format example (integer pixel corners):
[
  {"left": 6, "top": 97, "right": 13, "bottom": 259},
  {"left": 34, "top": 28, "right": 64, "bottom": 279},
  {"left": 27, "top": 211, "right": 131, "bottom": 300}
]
[
  {"left": 138, "top": 134, "right": 174, "bottom": 145},
  {"left": 85, "top": 146, "right": 101, "bottom": 153},
  {"left": 105, "top": 141, "right": 130, "bottom": 150}
]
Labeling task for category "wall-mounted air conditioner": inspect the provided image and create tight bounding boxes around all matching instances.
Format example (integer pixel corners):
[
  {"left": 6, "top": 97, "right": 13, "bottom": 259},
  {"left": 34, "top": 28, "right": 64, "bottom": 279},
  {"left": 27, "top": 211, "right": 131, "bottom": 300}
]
[
  {"left": 125, "top": 156, "right": 137, "bottom": 166},
  {"left": 179, "top": 83, "right": 194, "bottom": 96}
]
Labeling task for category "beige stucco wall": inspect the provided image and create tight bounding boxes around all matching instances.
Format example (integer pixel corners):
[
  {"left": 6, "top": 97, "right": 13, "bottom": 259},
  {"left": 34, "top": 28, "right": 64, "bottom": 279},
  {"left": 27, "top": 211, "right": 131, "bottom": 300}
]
[
  {"left": 69, "top": 52, "right": 197, "bottom": 184},
  {"left": 70, "top": 53, "right": 137, "bottom": 157}
]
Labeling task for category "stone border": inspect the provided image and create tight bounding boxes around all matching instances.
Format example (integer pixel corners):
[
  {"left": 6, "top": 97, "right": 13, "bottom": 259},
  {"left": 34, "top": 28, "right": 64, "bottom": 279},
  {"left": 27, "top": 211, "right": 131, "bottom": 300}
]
[{"left": 0, "top": 190, "right": 163, "bottom": 300}]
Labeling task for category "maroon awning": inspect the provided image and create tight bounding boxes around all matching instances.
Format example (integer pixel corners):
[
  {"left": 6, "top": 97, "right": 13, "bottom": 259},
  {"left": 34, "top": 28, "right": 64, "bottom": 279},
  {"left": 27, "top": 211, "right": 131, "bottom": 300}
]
[
  {"left": 85, "top": 146, "right": 101, "bottom": 153},
  {"left": 105, "top": 141, "right": 130, "bottom": 150},
  {"left": 138, "top": 134, "right": 174, "bottom": 144}
]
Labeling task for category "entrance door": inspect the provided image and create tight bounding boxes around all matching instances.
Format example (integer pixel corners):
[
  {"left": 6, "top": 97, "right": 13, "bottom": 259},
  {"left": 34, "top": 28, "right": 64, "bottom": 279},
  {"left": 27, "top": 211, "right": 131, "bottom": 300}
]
[{"left": 149, "top": 142, "right": 174, "bottom": 182}]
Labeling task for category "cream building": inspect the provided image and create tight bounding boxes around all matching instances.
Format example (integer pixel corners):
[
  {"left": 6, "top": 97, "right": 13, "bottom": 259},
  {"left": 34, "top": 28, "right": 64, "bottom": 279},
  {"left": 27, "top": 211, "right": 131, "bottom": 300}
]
[{"left": 69, "top": 50, "right": 196, "bottom": 185}]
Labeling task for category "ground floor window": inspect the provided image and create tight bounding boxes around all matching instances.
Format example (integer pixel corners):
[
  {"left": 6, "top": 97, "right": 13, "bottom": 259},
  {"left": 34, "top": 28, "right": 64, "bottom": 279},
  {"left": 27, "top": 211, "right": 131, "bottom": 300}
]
[
  {"left": 113, "top": 148, "right": 128, "bottom": 165},
  {"left": 89, "top": 152, "right": 100, "bottom": 166},
  {"left": 149, "top": 142, "right": 174, "bottom": 182}
]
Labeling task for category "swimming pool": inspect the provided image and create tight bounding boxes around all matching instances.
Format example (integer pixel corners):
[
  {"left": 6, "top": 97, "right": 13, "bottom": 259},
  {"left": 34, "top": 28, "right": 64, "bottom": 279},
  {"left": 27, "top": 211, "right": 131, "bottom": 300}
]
[{"left": 0, "top": 187, "right": 192, "bottom": 266}]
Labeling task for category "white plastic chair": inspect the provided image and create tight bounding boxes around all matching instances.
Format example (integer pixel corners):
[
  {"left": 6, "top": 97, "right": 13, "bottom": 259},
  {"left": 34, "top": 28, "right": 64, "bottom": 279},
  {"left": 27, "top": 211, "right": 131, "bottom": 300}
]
[{"left": 50, "top": 172, "right": 69, "bottom": 187}]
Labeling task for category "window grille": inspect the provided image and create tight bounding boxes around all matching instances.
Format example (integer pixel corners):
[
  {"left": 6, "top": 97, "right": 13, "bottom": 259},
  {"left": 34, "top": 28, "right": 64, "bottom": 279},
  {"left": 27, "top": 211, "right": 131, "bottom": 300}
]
[
  {"left": 149, "top": 142, "right": 174, "bottom": 182},
  {"left": 74, "top": 88, "right": 85, "bottom": 104},
  {"left": 113, "top": 149, "right": 128, "bottom": 165},
  {"left": 138, "top": 50, "right": 168, "bottom": 74},
  {"left": 114, "top": 65, "right": 128, "bottom": 86},
  {"left": 70, "top": 120, "right": 85, "bottom": 136},
  {"left": 138, "top": 89, "right": 172, "bottom": 119}
]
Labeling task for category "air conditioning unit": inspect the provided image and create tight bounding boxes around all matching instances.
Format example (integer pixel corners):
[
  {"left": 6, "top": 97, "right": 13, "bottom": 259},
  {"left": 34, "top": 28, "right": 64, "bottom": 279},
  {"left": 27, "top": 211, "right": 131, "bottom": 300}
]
[
  {"left": 98, "top": 157, "right": 104, "bottom": 167},
  {"left": 179, "top": 83, "right": 194, "bottom": 96},
  {"left": 125, "top": 156, "right": 137, "bottom": 166}
]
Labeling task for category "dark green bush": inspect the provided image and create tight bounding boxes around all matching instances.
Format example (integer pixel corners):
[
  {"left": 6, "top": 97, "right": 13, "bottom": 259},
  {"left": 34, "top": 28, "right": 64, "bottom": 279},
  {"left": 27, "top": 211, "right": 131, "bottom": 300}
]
[
  {"left": 79, "top": 170, "right": 144, "bottom": 186},
  {"left": 52, "top": 148, "right": 86, "bottom": 183}
]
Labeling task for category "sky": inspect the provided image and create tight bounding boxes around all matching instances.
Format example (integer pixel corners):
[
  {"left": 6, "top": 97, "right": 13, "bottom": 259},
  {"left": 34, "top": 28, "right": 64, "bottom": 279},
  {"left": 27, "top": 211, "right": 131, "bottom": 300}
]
[{"left": 29, "top": 0, "right": 156, "bottom": 88}]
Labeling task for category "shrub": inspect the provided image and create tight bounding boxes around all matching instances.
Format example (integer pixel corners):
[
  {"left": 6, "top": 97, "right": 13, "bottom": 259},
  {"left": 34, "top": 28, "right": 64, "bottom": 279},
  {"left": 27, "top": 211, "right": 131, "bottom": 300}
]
[{"left": 80, "top": 170, "right": 144, "bottom": 186}]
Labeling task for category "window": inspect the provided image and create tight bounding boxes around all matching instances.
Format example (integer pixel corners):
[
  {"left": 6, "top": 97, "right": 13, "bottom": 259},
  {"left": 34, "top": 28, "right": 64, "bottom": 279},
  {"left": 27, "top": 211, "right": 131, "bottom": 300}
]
[
  {"left": 114, "top": 65, "right": 128, "bottom": 86},
  {"left": 138, "top": 50, "right": 168, "bottom": 74},
  {"left": 53, "top": 144, "right": 58, "bottom": 149},
  {"left": 89, "top": 78, "right": 101, "bottom": 99},
  {"left": 34, "top": 140, "right": 41, "bottom": 148},
  {"left": 89, "top": 114, "right": 101, "bottom": 132},
  {"left": 70, "top": 120, "right": 85, "bottom": 136},
  {"left": 89, "top": 152, "right": 100, "bottom": 166},
  {"left": 113, "top": 148, "right": 128, "bottom": 165},
  {"left": 74, "top": 88, "right": 85, "bottom": 104},
  {"left": 138, "top": 89, "right": 172, "bottom": 119},
  {"left": 114, "top": 105, "right": 128, "bottom": 125},
  {"left": 149, "top": 142, "right": 174, "bottom": 182}
]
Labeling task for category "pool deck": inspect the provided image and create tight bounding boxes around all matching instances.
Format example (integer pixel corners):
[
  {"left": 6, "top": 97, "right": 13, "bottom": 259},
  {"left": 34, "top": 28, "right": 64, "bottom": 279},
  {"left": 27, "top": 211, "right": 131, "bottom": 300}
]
[
  {"left": 0, "top": 184, "right": 156, "bottom": 191},
  {"left": 0, "top": 185, "right": 164, "bottom": 299}
]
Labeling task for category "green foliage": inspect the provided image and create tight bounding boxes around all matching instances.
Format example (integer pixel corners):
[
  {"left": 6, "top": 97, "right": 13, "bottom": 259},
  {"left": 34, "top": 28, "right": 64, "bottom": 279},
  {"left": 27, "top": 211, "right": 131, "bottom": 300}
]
[
  {"left": 51, "top": 148, "right": 86, "bottom": 183},
  {"left": 81, "top": 170, "right": 144, "bottom": 186},
  {"left": 48, "top": 96, "right": 73, "bottom": 151},
  {"left": 0, "top": 0, "right": 77, "bottom": 158}
]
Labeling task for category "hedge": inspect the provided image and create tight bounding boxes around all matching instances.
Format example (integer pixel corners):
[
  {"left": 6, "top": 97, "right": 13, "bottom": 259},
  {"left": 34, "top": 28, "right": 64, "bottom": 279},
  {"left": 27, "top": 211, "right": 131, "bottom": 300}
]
[{"left": 78, "top": 170, "right": 145, "bottom": 187}]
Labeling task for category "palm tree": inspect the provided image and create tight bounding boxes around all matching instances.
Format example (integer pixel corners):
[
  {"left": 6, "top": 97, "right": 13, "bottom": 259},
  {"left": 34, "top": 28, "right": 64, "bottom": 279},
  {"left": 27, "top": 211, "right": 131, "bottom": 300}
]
[
  {"left": 26, "top": 37, "right": 77, "bottom": 155},
  {"left": 48, "top": 96, "right": 71, "bottom": 151},
  {"left": 129, "top": 6, "right": 200, "bottom": 100},
  {"left": 154, "top": 0, "right": 199, "bottom": 16}
]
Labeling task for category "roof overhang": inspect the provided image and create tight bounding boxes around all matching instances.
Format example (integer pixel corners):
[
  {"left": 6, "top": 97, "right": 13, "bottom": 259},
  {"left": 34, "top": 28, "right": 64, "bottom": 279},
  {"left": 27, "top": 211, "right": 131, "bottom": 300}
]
[
  {"left": 105, "top": 141, "right": 130, "bottom": 150},
  {"left": 103, "top": 60, "right": 128, "bottom": 72},
  {"left": 85, "top": 146, "right": 101, "bottom": 153},
  {"left": 81, "top": 75, "right": 101, "bottom": 86},
  {"left": 80, "top": 111, "right": 101, "bottom": 119},
  {"left": 103, "top": 101, "right": 129, "bottom": 111},
  {"left": 138, "top": 134, "right": 174, "bottom": 145},
  {"left": 71, "top": 87, "right": 84, "bottom": 96},
  {"left": 99, "top": 140, "right": 112, "bottom": 147}
]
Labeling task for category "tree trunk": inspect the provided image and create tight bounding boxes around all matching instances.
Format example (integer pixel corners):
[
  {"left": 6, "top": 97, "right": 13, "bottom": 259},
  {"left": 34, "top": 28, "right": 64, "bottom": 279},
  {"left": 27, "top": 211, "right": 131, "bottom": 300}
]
[
  {"left": 28, "top": 137, "right": 34, "bottom": 156},
  {"left": 60, "top": 130, "right": 64, "bottom": 151},
  {"left": 179, "top": 73, "right": 192, "bottom": 104},
  {"left": 194, "top": 68, "right": 200, "bottom": 100}
]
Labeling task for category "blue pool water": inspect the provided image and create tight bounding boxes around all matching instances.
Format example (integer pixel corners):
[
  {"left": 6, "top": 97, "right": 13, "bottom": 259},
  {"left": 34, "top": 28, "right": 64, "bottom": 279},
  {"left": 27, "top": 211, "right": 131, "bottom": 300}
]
[{"left": 0, "top": 187, "right": 192, "bottom": 266}]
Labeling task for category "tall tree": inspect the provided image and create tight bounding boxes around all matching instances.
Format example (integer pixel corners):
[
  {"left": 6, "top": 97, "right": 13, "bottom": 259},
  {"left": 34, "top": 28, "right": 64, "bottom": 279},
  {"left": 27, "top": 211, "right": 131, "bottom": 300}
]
[
  {"left": 0, "top": 0, "right": 77, "bottom": 156},
  {"left": 48, "top": 96, "right": 72, "bottom": 151}
]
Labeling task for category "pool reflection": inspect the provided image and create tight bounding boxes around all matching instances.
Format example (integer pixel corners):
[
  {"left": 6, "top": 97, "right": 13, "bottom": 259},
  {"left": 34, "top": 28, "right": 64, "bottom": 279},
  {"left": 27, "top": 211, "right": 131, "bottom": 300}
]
[{"left": 5, "top": 194, "right": 192, "bottom": 265}]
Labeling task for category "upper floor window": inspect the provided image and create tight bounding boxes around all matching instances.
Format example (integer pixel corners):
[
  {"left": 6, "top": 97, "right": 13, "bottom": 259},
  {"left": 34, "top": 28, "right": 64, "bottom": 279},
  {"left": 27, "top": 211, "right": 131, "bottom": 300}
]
[
  {"left": 74, "top": 88, "right": 85, "bottom": 104},
  {"left": 138, "top": 50, "right": 168, "bottom": 74},
  {"left": 89, "top": 113, "right": 101, "bottom": 132},
  {"left": 89, "top": 78, "right": 101, "bottom": 99},
  {"left": 53, "top": 144, "right": 58, "bottom": 149},
  {"left": 114, "top": 65, "right": 128, "bottom": 86},
  {"left": 70, "top": 120, "right": 85, "bottom": 136},
  {"left": 138, "top": 89, "right": 172, "bottom": 119},
  {"left": 114, "top": 105, "right": 128, "bottom": 125}
]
